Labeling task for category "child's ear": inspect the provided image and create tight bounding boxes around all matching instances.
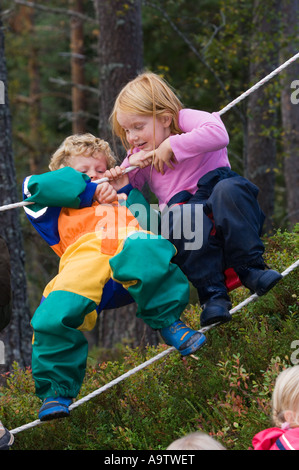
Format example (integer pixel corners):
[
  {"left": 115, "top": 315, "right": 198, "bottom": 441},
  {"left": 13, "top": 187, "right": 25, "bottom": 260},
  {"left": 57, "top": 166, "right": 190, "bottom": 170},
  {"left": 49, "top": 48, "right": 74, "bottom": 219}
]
[
  {"left": 160, "top": 114, "right": 172, "bottom": 128},
  {"left": 284, "top": 410, "right": 297, "bottom": 426}
]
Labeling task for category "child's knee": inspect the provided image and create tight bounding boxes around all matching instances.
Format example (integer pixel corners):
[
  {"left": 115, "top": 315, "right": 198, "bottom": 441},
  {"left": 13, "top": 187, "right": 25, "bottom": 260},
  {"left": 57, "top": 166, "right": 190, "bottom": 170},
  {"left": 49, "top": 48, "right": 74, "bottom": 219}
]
[
  {"left": 32, "top": 290, "right": 97, "bottom": 333},
  {"left": 214, "top": 178, "right": 239, "bottom": 198},
  {"left": 212, "top": 176, "right": 259, "bottom": 205}
]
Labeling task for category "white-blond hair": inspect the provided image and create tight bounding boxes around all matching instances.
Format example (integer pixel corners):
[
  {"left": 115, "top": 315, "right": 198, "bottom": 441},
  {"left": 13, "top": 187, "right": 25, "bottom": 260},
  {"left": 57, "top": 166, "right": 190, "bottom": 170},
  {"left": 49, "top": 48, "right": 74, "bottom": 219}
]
[{"left": 272, "top": 365, "right": 299, "bottom": 428}]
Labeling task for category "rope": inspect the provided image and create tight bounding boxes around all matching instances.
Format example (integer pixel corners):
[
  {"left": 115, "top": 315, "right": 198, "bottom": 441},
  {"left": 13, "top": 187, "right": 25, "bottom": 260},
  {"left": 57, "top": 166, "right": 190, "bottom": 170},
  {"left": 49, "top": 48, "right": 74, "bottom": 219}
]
[
  {"left": 0, "top": 166, "right": 138, "bottom": 212},
  {"left": 219, "top": 51, "right": 299, "bottom": 116},
  {"left": 9, "top": 258, "right": 299, "bottom": 435}
]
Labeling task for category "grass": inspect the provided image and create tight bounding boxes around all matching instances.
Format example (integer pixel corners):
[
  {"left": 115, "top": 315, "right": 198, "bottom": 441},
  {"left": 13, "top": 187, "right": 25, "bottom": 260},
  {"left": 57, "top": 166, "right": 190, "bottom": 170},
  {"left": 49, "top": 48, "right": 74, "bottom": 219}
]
[{"left": 1, "top": 226, "right": 298, "bottom": 450}]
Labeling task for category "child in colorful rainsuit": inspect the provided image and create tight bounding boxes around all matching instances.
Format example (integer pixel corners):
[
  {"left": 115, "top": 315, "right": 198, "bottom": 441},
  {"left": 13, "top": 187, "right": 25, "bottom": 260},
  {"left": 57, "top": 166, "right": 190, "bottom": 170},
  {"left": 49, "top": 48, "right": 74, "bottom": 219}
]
[{"left": 23, "top": 133, "right": 206, "bottom": 421}]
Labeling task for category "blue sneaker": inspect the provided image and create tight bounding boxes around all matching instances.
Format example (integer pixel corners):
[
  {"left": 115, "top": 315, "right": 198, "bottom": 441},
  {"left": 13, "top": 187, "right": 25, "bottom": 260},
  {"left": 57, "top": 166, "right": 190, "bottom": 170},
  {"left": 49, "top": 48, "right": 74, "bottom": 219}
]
[
  {"left": 38, "top": 397, "right": 72, "bottom": 422},
  {"left": 159, "top": 320, "right": 206, "bottom": 356}
]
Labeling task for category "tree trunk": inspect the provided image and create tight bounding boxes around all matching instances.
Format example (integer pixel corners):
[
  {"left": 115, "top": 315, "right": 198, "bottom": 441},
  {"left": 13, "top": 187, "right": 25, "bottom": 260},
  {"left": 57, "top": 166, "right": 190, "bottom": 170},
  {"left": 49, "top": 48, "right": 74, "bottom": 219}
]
[
  {"left": 247, "top": 0, "right": 280, "bottom": 233},
  {"left": 92, "top": 0, "right": 159, "bottom": 349},
  {"left": 0, "top": 14, "right": 32, "bottom": 372},
  {"left": 70, "top": 0, "right": 86, "bottom": 134},
  {"left": 94, "top": 0, "right": 144, "bottom": 155},
  {"left": 26, "top": 7, "right": 42, "bottom": 174},
  {"left": 280, "top": 0, "right": 299, "bottom": 228}
]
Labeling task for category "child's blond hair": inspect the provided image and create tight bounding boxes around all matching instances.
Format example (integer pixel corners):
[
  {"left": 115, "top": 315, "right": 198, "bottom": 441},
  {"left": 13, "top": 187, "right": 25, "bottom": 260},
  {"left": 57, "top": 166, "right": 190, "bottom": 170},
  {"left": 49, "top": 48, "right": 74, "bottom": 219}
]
[
  {"left": 49, "top": 133, "right": 116, "bottom": 171},
  {"left": 110, "top": 72, "right": 183, "bottom": 151},
  {"left": 272, "top": 365, "right": 299, "bottom": 428},
  {"left": 167, "top": 431, "right": 226, "bottom": 450}
]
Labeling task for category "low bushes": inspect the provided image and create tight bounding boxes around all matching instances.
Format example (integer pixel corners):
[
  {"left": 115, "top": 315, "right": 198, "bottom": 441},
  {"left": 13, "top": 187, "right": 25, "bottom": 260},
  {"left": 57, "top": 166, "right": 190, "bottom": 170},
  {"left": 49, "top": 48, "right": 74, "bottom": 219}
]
[{"left": 1, "top": 226, "right": 298, "bottom": 450}]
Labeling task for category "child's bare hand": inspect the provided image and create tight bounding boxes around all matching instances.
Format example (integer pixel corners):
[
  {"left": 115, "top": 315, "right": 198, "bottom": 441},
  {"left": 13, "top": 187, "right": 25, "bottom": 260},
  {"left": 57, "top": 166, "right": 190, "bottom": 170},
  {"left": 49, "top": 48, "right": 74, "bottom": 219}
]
[
  {"left": 103, "top": 166, "right": 129, "bottom": 191},
  {"left": 93, "top": 182, "right": 127, "bottom": 204},
  {"left": 151, "top": 138, "right": 177, "bottom": 174},
  {"left": 129, "top": 151, "right": 153, "bottom": 169}
]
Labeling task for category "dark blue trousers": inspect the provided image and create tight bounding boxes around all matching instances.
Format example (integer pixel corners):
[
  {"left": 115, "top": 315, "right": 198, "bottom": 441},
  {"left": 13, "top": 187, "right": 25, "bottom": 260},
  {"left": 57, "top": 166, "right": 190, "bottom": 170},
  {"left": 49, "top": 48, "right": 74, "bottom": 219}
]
[{"left": 161, "top": 168, "right": 265, "bottom": 303}]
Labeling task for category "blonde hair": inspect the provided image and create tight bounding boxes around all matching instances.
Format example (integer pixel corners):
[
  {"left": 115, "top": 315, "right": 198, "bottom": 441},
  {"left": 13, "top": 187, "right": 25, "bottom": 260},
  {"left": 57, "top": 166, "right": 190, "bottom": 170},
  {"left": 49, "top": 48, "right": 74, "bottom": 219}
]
[
  {"left": 49, "top": 133, "right": 116, "bottom": 171},
  {"left": 272, "top": 365, "right": 299, "bottom": 428},
  {"left": 167, "top": 432, "right": 226, "bottom": 451},
  {"left": 110, "top": 72, "right": 183, "bottom": 151}
]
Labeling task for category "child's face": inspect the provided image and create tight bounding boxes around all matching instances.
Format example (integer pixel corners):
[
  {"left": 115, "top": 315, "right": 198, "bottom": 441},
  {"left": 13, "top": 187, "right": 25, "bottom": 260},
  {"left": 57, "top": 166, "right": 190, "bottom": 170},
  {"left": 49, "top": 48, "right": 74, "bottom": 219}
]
[
  {"left": 116, "top": 111, "right": 171, "bottom": 151},
  {"left": 69, "top": 152, "right": 107, "bottom": 181}
]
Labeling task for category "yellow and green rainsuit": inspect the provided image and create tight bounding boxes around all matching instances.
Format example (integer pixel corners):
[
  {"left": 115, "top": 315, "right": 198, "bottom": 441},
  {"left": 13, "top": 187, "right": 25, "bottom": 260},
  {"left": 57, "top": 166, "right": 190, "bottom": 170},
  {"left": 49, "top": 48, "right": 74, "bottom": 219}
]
[{"left": 23, "top": 168, "right": 189, "bottom": 400}]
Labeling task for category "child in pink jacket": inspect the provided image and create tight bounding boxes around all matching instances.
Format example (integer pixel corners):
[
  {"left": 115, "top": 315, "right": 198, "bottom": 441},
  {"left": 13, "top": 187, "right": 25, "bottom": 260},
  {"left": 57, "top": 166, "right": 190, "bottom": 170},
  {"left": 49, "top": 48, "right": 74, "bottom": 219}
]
[
  {"left": 253, "top": 365, "right": 299, "bottom": 450},
  {"left": 111, "top": 72, "right": 281, "bottom": 328}
]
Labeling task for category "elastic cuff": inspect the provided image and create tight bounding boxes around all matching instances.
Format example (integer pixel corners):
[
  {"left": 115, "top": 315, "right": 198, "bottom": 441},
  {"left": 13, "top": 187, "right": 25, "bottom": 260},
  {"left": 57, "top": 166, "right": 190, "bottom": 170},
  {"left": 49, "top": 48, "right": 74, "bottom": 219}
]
[
  {"left": 117, "top": 183, "right": 133, "bottom": 195},
  {"left": 37, "top": 382, "right": 80, "bottom": 401},
  {"left": 79, "top": 181, "right": 98, "bottom": 208}
]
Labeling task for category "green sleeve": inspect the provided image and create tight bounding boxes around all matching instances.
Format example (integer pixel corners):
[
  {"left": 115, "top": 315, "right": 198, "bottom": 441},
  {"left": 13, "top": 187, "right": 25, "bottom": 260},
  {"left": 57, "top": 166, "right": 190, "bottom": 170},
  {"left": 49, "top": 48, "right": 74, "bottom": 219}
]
[
  {"left": 122, "top": 188, "right": 161, "bottom": 234},
  {"left": 24, "top": 167, "right": 96, "bottom": 210}
]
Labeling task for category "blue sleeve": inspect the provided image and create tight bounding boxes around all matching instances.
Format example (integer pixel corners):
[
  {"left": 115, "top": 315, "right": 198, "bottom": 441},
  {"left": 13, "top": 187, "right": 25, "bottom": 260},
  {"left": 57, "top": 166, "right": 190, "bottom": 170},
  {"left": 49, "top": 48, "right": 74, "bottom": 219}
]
[
  {"left": 79, "top": 181, "right": 98, "bottom": 207},
  {"left": 117, "top": 183, "right": 134, "bottom": 196}
]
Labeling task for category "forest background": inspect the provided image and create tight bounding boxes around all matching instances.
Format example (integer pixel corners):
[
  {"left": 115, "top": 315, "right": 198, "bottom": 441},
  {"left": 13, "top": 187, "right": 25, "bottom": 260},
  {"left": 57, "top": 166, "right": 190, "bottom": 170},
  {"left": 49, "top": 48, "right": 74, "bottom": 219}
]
[{"left": 0, "top": 0, "right": 298, "bottom": 445}]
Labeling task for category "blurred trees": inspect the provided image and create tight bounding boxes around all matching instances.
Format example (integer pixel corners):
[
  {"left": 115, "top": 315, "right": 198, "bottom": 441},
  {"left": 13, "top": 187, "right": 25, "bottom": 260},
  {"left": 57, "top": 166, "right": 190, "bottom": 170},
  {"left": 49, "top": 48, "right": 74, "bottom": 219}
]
[
  {"left": 280, "top": 0, "right": 299, "bottom": 227},
  {"left": 247, "top": 0, "right": 280, "bottom": 233},
  {"left": 94, "top": 0, "right": 143, "bottom": 148},
  {"left": 70, "top": 0, "right": 87, "bottom": 134},
  {"left": 0, "top": 8, "right": 32, "bottom": 370}
]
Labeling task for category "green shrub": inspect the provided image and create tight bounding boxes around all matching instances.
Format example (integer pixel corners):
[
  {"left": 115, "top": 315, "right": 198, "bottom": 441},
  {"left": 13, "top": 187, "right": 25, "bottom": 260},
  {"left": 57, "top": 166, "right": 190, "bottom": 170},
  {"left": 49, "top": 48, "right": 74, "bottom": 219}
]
[{"left": 1, "top": 227, "right": 298, "bottom": 450}]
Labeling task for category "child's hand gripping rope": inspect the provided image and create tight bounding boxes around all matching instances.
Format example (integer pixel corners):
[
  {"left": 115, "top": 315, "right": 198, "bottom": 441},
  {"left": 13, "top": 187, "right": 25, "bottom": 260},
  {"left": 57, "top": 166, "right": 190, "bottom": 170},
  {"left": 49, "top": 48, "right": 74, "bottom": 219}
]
[{"left": 0, "top": 166, "right": 138, "bottom": 212}]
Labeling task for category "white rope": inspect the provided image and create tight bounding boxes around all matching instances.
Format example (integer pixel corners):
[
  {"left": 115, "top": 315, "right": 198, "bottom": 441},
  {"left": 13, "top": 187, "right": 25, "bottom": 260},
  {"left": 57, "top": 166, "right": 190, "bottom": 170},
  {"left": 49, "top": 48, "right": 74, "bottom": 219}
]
[
  {"left": 0, "top": 166, "right": 138, "bottom": 212},
  {"left": 9, "top": 258, "right": 299, "bottom": 435},
  {"left": 219, "top": 51, "right": 299, "bottom": 116}
]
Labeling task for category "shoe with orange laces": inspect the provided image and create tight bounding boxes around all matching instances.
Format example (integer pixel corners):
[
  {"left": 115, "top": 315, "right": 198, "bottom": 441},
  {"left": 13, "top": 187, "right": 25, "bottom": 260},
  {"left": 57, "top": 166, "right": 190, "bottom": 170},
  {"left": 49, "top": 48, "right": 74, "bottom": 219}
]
[
  {"left": 38, "top": 397, "right": 72, "bottom": 421},
  {"left": 159, "top": 320, "right": 207, "bottom": 356}
]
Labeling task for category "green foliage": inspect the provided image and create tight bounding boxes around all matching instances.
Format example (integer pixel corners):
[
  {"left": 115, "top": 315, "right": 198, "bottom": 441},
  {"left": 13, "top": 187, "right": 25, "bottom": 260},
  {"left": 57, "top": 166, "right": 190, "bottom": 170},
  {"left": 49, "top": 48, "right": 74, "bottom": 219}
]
[{"left": 0, "top": 227, "right": 298, "bottom": 450}]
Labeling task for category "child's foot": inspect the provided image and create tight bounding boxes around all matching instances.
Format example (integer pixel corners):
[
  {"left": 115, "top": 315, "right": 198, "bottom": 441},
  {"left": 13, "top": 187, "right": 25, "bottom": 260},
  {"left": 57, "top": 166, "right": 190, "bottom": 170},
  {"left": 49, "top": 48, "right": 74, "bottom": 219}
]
[
  {"left": 38, "top": 397, "right": 72, "bottom": 422},
  {"left": 236, "top": 266, "right": 282, "bottom": 296},
  {"left": 0, "top": 427, "right": 14, "bottom": 450},
  {"left": 159, "top": 320, "right": 206, "bottom": 356},
  {"left": 200, "top": 298, "right": 232, "bottom": 327}
]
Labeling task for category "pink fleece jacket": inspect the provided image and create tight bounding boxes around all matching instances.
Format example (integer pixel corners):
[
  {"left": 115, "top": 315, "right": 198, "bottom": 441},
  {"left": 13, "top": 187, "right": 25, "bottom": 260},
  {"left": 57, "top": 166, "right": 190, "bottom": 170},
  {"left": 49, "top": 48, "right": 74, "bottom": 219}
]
[
  {"left": 252, "top": 427, "right": 299, "bottom": 450},
  {"left": 121, "top": 109, "right": 230, "bottom": 210}
]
